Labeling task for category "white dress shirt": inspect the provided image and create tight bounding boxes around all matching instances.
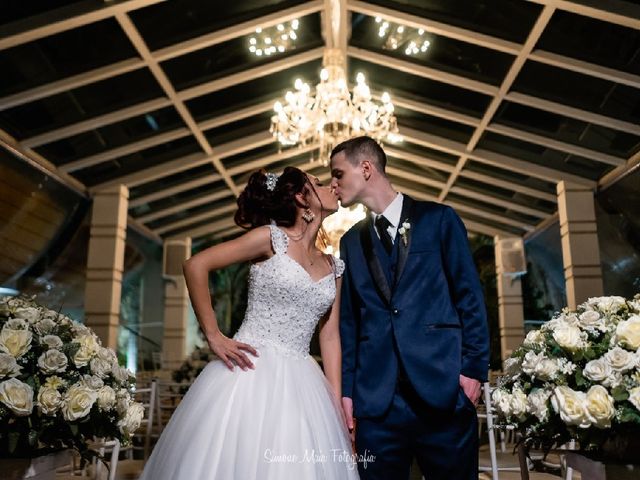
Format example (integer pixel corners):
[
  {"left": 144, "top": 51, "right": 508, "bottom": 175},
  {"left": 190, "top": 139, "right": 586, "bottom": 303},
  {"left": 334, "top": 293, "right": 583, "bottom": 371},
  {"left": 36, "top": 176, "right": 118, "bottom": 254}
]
[{"left": 371, "top": 192, "right": 404, "bottom": 241}]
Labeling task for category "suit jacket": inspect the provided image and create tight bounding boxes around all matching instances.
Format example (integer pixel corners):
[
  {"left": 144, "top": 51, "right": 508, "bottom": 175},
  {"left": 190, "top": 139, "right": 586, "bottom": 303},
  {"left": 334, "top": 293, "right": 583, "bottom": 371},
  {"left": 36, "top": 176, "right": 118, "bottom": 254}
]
[{"left": 339, "top": 196, "right": 489, "bottom": 417}]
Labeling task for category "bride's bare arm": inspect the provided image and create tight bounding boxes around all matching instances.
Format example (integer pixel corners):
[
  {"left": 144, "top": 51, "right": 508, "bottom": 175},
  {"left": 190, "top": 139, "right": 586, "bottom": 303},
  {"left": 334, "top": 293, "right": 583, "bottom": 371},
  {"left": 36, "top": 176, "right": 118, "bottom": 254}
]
[
  {"left": 319, "top": 277, "right": 343, "bottom": 401},
  {"left": 182, "top": 226, "right": 272, "bottom": 371}
]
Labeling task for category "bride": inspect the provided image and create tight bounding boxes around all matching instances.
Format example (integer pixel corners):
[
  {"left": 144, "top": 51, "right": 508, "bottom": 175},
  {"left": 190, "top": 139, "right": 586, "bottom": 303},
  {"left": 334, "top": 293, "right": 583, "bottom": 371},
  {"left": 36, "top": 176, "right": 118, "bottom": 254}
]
[{"left": 139, "top": 166, "right": 359, "bottom": 479}]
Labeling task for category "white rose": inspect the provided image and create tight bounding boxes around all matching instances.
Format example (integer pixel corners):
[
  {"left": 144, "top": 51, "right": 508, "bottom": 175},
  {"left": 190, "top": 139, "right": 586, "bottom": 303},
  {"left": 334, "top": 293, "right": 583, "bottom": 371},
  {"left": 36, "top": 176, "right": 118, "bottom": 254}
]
[
  {"left": 521, "top": 351, "right": 540, "bottom": 376},
  {"left": 551, "top": 386, "right": 590, "bottom": 428},
  {"left": 585, "top": 385, "right": 615, "bottom": 429},
  {"left": 564, "top": 313, "right": 580, "bottom": 326},
  {"left": 13, "top": 307, "right": 40, "bottom": 323},
  {"left": 96, "top": 385, "right": 116, "bottom": 411},
  {"left": 0, "top": 378, "right": 34, "bottom": 416},
  {"left": 553, "top": 323, "right": 585, "bottom": 351},
  {"left": 40, "top": 334, "right": 63, "bottom": 350},
  {"left": 62, "top": 384, "right": 97, "bottom": 421},
  {"left": 71, "top": 323, "right": 91, "bottom": 337},
  {"left": 583, "top": 358, "right": 613, "bottom": 383},
  {"left": 0, "top": 327, "right": 33, "bottom": 358},
  {"left": 37, "top": 386, "right": 62, "bottom": 415},
  {"left": 596, "top": 296, "right": 626, "bottom": 312},
  {"left": 81, "top": 374, "right": 104, "bottom": 390},
  {"left": 37, "top": 349, "right": 68, "bottom": 374},
  {"left": 116, "top": 389, "right": 131, "bottom": 415},
  {"left": 34, "top": 318, "right": 57, "bottom": 336},
  {"left": 534, "top": 358, "right": 558, "bottom": 381},
  {"left": 510, "top": 389, "right": 528, "bottom": 420},
  {"left": 616, "top": 315, "right": 640, "bottom": 350},
  {"left": 0, "top": 352, "right": 21, "bottom": 378},
  {"left": 41, "top": 310, "right": 58, "bottom": 321},
  {"left": 605, "top": 346, "right": 636, "bottom": 372},
  {"left": 542, "top": 317, "right": 563, "bottom": 332},
  {"left": 628, "top": 386, "right": 640, "bottom": 411},
  {"left": 492, "top": 389, "right": 512, "bottom": 417},
  {"left": 523, "top": 329, "right": 545, "bottom": 347},
  {"left": 97, "top": 347, "right": 117, "bottom": 364},
  {"left": 90, "top": 357, "right": 112, "bottom": 378},
  {"left": 579, "top": 310, "right": 604, "bottom": 330},
  {"left": 112, "top": 365, "right": 132, "bottom": 384},
  {"left": 118, "top": 402, "right": 145, "bottom": 436},
  {"left": 527, "top": 389, "right": 552, "bottom": 422},
  {"left": 73, "top": 334, "right": 100, "bottom": 367},
  {"left": 5, "top": 318, "right": 28, "bottom": 330}
]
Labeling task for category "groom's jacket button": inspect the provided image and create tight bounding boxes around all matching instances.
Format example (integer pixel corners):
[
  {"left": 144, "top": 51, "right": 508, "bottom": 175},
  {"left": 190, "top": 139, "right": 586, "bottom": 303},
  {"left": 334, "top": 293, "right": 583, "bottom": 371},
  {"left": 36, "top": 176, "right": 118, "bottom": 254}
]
[{"left": 392, "top": 308, "right": 399, "bottom": 315}]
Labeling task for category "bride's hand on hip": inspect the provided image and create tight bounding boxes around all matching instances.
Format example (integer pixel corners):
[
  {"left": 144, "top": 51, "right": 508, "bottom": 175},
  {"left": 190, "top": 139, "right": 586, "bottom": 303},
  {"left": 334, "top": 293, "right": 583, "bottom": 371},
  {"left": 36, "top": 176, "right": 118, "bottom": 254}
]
[{"left": 207, "top": 331, "right": 258, "bottom": 371}]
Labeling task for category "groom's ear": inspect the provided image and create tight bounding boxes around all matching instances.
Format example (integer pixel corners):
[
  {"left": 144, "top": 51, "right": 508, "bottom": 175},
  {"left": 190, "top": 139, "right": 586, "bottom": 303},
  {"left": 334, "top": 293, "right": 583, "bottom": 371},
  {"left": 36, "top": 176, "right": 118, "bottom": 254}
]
[{"left": 362, "top": 160, "right": 372, "bottom": 181}]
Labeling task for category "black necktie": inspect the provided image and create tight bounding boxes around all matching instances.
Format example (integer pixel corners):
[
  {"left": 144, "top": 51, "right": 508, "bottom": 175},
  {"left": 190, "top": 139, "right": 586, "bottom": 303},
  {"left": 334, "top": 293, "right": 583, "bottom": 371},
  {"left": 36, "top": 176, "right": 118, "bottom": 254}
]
[{"left": 374, "top": 215, "right": 393, "bottom": 254}]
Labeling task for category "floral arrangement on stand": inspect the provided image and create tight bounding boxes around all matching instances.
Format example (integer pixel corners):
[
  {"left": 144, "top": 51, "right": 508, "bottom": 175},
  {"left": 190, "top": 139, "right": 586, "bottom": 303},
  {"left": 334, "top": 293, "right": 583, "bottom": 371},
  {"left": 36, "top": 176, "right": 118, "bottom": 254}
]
[
  {"left": 0, "top": 295, "right": 144, "bottom": 460},
  {"left": 493, "top": 294, "right": 640, "bottom": 458},
  {"left": 172, "top": 346, "right": 216, "bottom": 391}
]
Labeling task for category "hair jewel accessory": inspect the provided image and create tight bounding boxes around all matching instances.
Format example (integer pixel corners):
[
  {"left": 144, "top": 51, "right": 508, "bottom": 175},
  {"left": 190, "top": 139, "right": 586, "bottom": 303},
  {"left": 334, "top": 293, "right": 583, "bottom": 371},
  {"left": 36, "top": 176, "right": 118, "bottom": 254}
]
[{"left": 265, "top": 172, "right": 279, "bottom": 191}]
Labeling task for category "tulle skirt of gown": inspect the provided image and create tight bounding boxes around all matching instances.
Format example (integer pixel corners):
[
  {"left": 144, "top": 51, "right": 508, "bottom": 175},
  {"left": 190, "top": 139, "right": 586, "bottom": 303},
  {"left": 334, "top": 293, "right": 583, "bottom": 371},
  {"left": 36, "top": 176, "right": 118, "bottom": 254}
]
[{"left": 139, "top": 344, "right": 359, "bottom": 479}]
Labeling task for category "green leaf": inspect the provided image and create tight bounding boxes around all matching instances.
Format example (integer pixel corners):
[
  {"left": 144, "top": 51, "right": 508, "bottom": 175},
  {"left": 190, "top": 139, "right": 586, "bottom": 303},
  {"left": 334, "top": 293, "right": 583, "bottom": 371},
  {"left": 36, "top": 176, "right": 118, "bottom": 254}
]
[
  {"left": 28, "top": 429, "right": 38, "bottom": 446},
  {"left": 8, "top": 431, "right": 20, "bottom": 454},
  {"left": 70, "top": 424, "right": 78, "bottom": 436},
  {"left": 574, "top": 369, "right": 587, "bottom": 387},
  {"left": 612, "top": 386, "right": 629, "bottom": 402}
]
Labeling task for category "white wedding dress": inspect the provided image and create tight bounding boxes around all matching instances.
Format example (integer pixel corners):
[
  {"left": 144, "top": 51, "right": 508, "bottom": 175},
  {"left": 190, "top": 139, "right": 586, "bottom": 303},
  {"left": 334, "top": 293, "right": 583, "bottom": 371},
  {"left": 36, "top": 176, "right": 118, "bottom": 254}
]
[{"left": 140, "top": 225, "right": 359, "bottom": 479}]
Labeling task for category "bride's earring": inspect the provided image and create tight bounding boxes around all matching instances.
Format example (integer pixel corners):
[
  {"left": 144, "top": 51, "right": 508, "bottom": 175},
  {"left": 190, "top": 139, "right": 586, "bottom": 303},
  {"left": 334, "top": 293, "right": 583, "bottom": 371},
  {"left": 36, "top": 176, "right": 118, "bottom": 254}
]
[{"left": 302, "top": 208, "right": 315, "bottom": 223}]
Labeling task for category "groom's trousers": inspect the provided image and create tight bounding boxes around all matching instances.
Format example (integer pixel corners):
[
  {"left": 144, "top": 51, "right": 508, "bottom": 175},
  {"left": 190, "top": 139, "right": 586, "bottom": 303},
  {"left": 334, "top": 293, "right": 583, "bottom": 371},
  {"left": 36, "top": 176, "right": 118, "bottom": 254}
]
[{"left": 355, "top": 379, "right": 478, "bottom": 480}]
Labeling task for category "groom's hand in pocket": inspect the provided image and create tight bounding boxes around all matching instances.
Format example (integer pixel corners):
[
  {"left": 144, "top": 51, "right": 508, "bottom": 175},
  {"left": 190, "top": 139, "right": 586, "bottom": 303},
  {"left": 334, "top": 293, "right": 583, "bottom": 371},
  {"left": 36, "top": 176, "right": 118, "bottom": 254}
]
[
  {"left": 459, "top": 374, "right": 481, "bottom": 406},
  {"left": 342, "top": 397, "right": 355, "bottom": 441}
]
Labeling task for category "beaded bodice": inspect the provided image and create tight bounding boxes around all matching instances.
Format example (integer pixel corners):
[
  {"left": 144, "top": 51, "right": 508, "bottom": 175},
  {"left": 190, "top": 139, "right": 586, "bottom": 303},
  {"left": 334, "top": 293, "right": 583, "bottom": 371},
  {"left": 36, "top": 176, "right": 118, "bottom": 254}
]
[{"left": 234, "top": 225, "right": 344, "bottom": 358}]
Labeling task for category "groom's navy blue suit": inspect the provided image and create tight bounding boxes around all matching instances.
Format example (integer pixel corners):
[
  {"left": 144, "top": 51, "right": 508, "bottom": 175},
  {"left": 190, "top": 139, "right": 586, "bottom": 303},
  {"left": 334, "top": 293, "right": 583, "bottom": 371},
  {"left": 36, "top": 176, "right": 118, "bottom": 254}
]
[{"left": 340, "top": 195, "right": 489, "bottom": 479}]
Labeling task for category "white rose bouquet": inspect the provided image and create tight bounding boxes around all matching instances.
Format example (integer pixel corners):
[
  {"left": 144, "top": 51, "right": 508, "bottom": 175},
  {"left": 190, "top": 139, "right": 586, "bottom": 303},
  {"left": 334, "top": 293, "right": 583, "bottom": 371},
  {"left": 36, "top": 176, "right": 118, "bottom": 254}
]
[
  {"left": 0, "top": 295, "right": 144, "bottom": 459},
  {"left": 493, "top": 294, "right": 640, "bottom": 455},
  {"left": 172, "top": 346, "right": 215, "bottom": 393}
]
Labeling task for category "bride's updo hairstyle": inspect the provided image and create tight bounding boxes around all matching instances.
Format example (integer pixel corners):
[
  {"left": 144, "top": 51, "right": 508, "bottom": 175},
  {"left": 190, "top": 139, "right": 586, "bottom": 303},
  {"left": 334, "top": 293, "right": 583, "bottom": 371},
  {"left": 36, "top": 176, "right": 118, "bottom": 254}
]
[{"left": 234, "top": 166, "right": 309, "bottom": 229}]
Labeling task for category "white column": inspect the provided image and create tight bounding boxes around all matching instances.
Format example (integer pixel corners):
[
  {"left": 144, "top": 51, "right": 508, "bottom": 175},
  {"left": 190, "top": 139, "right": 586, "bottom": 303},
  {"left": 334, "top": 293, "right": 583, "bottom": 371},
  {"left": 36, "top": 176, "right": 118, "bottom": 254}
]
[
  {"left": 162, "top": 237, "right": 192, "bottom": 370},
  {"left": 85, "top": 185, "right": 128, "bottom": 349},
  {"left": 494, "top": 235, "right": 525, "bottom": 364},
  {"left": 557, "top": 181, "right": 604, "bottom": 310}
]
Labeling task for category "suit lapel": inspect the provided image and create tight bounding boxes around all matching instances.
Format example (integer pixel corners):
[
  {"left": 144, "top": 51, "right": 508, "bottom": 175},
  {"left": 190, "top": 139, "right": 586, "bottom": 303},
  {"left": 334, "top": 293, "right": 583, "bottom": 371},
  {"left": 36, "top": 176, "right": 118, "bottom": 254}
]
[
  {"left": 359, "top": 220, "right": 391, "bottom": 306},
  {"left": 393, "top": 195, "right": 415, "bottom": 288}
]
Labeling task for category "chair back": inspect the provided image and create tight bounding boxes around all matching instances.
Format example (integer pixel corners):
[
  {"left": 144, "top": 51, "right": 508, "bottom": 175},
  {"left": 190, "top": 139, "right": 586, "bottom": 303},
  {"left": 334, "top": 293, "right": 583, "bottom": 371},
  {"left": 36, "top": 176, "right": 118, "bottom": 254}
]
[
  {"left": 93, "top": 438, "right": 121, "bottom": 480},
  {"left": 130, "top": 379, "right": 157, "bottom": 460}
]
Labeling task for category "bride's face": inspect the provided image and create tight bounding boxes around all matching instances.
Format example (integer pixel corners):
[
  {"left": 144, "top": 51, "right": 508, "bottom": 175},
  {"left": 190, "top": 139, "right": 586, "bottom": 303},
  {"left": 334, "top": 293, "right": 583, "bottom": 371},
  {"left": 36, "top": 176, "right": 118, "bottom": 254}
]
[{"left": 306, "top": 174, "right": 339, "bottom": 214}]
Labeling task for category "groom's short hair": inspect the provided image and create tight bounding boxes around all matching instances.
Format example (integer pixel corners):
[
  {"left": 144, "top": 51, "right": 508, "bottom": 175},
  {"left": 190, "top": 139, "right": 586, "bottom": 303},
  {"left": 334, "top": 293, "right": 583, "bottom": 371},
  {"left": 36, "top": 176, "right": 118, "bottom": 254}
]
[{"left": 330, "top": 136, "right": 387, "bottom": 173}]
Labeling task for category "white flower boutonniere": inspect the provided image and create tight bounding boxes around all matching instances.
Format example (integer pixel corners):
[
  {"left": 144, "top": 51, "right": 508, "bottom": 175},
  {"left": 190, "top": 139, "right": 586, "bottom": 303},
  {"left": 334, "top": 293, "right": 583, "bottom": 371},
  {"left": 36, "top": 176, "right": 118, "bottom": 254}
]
[{"left": 398, "top": 220, "right": 411, "bottom": 246}]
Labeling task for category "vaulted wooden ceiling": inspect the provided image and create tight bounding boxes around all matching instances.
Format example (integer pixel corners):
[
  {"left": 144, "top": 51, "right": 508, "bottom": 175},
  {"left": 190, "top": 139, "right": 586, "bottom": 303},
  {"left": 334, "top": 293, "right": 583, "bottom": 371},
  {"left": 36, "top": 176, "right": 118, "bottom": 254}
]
[{"left": 1, "top": 0, "right": 639, "bottom": 244}]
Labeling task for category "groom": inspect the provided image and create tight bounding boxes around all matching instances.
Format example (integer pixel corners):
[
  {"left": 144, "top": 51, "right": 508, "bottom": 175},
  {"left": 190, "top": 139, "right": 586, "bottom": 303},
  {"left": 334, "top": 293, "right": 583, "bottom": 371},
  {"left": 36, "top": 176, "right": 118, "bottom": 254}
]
[{"left": 330, "top": 136, "right": 489, "bottom": 479}]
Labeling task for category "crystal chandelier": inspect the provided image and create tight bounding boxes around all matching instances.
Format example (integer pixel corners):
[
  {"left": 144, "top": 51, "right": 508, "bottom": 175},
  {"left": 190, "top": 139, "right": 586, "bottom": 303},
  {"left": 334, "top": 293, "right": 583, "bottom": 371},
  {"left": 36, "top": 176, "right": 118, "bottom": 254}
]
[{"left": 270, "top": 49, "right": 401, "bottom": 165}]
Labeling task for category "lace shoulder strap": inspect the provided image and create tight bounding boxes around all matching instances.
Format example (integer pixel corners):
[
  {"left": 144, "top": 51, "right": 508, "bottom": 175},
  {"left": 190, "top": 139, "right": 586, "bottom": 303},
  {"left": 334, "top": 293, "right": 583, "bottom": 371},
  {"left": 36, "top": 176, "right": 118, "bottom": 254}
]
[
  {"left": 332, "top": 256, "right": 345, "bottom": 279},
  {"left": 268, "top": 224, "right": 289, "bottom": 255}
]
